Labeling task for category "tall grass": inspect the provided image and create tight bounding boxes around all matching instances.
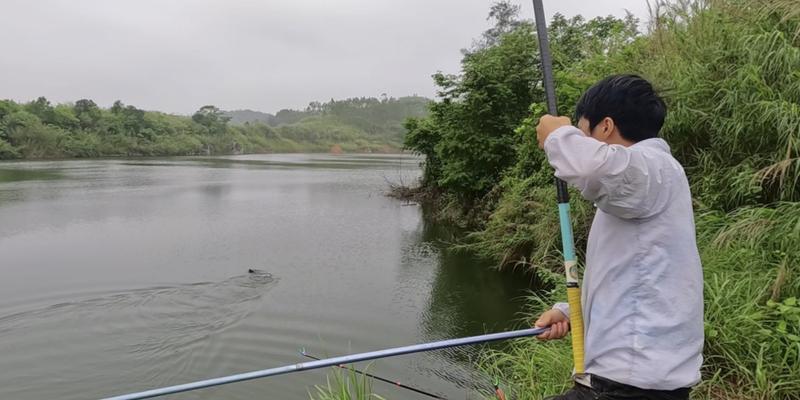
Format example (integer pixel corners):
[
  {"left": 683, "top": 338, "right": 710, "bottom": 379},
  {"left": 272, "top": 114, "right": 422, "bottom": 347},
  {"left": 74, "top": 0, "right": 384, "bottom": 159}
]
[
  {"left": 309, "top": 366, "right": 386, "bottom": 400},
  {"left": 476, "top": 203, "right": 800, "bottom": 400},
  {"left": 479, "top": 296, "right": 575, "bottom": 400},
  {"left": 646, "top": 0, "right": 800, "bottom": 209},
  {"left": 694, "top": 204, "right": 800, "bottom": 399}
]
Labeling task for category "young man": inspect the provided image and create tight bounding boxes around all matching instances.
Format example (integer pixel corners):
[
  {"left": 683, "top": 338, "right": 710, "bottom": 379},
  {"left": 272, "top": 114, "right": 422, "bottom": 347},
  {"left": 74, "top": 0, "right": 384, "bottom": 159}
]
[{"left": 533, "top": 74, "right": 704, "bottom": 400}]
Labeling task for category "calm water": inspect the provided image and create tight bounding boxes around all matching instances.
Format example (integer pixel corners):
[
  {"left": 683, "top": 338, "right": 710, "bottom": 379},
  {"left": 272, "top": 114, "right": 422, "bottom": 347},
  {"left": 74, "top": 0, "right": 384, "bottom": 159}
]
[{"left": 0, "top": 154, "right": 532, "bottom": 399}]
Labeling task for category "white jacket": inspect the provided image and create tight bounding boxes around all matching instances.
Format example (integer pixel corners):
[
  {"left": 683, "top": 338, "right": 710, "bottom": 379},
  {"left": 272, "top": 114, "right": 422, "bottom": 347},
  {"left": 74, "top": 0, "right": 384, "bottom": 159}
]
[{"left": 545, "top": 126, "right": 704, "bottom": 390}]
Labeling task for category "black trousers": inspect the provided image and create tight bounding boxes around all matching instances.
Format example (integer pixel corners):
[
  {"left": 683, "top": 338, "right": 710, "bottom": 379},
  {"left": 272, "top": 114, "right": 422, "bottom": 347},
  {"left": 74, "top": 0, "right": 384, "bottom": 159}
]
[{"left": 545, "top": 376, "right": 690, "bottom": 400}]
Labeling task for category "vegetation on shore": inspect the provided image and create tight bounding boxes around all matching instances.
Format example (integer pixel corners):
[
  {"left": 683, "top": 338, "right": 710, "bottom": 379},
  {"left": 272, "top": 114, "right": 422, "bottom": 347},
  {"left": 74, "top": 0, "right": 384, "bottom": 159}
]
[
  {"left": 0, "top": 96, "right": 429, "bottom": 160},
  {"left": 403, "top": 1, "right": 800, "bottom": 399},
  {"left": 309, "top": 366, "right": 385, "bottom": 400}
]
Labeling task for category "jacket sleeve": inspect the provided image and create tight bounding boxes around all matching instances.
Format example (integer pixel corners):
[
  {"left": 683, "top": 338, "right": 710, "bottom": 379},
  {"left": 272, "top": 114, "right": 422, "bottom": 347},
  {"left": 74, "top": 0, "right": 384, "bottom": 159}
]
[
  {"left": 552, "top": 302, "right": 570, "bottom": 320},
  {"left": 543, "top": 126, "right": 671, "bottom": 219}
]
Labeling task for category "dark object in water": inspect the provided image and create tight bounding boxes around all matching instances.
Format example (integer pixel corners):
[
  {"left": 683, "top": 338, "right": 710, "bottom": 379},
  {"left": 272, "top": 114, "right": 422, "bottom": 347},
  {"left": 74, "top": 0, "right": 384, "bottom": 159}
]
[{"left": 247, "top": 268, "right": 272, "bottom": 280}]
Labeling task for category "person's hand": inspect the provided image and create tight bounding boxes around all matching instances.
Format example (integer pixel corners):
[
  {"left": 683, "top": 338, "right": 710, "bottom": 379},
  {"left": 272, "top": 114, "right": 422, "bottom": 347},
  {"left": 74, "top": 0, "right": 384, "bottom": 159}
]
[
  {"left": 534, "top": 309, "right": 570, "bottom": 341},
  {"left": 536, "top": 115, "right": 572, "bottom": 148}
]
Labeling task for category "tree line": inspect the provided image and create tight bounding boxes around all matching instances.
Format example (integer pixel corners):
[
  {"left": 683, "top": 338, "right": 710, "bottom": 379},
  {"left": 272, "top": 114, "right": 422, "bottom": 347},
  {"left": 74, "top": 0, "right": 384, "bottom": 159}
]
[{"left": 0, "top": 95, "right": 429, "bottom": 159}]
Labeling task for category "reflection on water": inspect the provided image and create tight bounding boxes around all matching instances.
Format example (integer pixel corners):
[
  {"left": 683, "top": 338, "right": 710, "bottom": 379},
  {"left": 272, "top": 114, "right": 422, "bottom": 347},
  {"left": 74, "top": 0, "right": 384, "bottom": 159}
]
[
  {"left": 0, "top": 168, "right": 61, "bottom": 183},
  {"left": 0, "top": 154, "right": 533, "bottom": 400},
  {"left": 418, "top": 218, "right": 532, "bottom": 340},
  {"left": 399, "top": 209, "right": 535, "bottom": 395}
]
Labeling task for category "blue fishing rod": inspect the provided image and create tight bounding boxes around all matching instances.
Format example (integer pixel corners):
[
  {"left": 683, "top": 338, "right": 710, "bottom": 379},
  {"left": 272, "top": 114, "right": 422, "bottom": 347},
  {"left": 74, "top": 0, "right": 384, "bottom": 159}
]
[{"left": 101, "top": 327, "right": 547, "bottom": 400}]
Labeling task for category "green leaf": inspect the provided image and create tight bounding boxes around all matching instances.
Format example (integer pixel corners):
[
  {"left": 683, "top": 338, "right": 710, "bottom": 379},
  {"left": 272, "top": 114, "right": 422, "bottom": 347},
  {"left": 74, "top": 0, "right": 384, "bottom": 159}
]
[{"left": 767, "top": 299, "right": 778, "bottom": 308}]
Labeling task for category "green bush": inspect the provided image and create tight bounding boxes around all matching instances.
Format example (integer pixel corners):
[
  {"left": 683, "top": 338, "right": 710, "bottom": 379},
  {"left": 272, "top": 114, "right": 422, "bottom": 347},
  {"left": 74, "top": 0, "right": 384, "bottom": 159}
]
[
  {"left": 7, "top": 122, "right": 66, "bottom": 159},
  {"left": 63, "top": 131, "right": 101, "bottom": 157},
  {"left": 0, "top": 139, "right": 20, "bottom": 159}
]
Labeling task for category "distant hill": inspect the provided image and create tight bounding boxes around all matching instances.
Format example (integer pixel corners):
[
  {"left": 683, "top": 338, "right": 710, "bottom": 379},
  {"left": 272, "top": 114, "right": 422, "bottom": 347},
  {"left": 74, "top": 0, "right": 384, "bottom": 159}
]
[
  {"left": 224, "top": 109, "right": 276, "bottom": 125},
  {"left": 224, "top": 96, "right": 430, "bottom": 144}
]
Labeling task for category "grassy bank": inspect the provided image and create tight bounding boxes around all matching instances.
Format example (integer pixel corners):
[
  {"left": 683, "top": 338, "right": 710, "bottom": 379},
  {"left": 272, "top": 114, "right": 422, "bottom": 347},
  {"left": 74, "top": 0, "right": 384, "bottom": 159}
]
[
  {"left": 403, "top": 1, "right": 800, "bottom": 399},
  {"left": 480, "top": 203, "right": 800, "bottom": 399}
]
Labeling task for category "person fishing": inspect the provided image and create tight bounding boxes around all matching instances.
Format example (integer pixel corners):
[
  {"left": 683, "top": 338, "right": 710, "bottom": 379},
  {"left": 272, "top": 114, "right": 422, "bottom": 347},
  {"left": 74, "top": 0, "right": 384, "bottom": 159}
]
[{"left": 532, "top": 74, "right": 704, "bottom": 400}]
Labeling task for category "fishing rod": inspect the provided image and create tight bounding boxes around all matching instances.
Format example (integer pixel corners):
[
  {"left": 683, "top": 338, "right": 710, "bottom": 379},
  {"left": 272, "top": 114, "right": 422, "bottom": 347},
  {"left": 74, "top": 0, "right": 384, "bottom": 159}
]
[
  {"left": 101, "top": 327, "right": 547, "bottom": 400},
  {"left": 532, "top": 0, "right": 585, "bottom": 374},
  {"left": 300, "top": 349, "right": 446, "bottom": 399}
]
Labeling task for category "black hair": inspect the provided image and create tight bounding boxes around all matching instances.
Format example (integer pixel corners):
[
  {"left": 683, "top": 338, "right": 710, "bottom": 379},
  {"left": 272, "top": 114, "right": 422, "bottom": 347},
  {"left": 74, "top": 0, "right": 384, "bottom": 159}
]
[{"left": 574, "top": 74, "right": 666, "bottom": 142}]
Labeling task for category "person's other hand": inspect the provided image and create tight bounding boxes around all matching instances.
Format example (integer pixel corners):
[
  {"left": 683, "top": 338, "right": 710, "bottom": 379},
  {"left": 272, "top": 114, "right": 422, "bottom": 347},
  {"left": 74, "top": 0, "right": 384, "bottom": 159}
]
[
  {"left": 536, "top": 115, "right": 572, "bottom": 148},
  {"left": 534, "top": 308, "right": 570, "bottom": 340}
]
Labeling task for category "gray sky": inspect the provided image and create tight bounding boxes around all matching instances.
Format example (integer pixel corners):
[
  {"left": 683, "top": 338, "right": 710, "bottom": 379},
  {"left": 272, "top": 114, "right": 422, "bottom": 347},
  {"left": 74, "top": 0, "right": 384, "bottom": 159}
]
[{"left": 0, "top": 0, "right": 649, "bottom": 115}]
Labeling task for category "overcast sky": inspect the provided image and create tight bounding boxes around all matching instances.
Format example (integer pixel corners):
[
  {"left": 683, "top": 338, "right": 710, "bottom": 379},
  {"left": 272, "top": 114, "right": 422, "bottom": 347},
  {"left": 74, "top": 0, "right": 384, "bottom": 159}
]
[{"left": 0, "top": 0, "right": 649, "bottom": 115}]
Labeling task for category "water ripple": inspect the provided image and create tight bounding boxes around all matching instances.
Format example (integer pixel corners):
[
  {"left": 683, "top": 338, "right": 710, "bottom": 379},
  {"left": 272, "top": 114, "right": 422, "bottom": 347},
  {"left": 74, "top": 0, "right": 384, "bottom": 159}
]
[{"left": 0, "top": 271, "right": 276, "bottom": 399}]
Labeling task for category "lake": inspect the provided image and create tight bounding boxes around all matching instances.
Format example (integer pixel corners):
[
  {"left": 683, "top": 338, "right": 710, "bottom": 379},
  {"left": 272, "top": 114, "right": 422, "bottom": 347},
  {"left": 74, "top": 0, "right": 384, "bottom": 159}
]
[{"left": 0, "top": 154, "right": 532, "bottom": 399}]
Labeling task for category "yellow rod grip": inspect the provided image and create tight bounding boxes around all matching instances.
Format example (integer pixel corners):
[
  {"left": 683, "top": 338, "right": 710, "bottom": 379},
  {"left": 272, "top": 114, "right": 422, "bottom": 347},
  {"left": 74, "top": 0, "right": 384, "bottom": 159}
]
[{"left": 566, "top": 286, "right": 585, "bottom": 374}]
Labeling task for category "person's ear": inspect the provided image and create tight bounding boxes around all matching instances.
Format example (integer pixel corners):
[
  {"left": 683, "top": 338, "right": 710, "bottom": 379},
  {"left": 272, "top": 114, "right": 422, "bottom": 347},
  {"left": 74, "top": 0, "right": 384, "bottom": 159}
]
[{"left": 593, "top": 117, "right": 614, "bottom": 141}]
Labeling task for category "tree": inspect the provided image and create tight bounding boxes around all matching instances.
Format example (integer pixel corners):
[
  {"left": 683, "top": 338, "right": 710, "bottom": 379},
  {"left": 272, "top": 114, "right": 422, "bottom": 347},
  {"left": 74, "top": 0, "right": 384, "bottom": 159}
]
[
  {"left": 0, "top": 100, "right": 20, "bottom": 121},
  {"left": 404, "top": 7, "right": 640, "bottom": 204},
  {"left": 192, "top": 105, "right": 230, "bottom": 135},
  {"left": 473, "top": 1, "right": 525, "bottom": 50},
  {"left": 1, "top": 111, "right": 42, "bottom": 142},
  {"left": 111, "top": 100, "right": 125, "bottom": 114},
  {"left": 123, "top": 106, "right": 146, "bottom": 137},
  {"left": 404, "top": 117, "right": 442, "bottom": 186},
  {"left": 1, "top": 111, "right": 64, "bottom": 157},
  {"left": 74, "top": 99, "right": 102, "bottom": 129},
  {"left": 25, "top": 96, "right": 55, "bottom": 124},
  {"left": 52, "top": 104, "right": 80, "bottom": 129}
]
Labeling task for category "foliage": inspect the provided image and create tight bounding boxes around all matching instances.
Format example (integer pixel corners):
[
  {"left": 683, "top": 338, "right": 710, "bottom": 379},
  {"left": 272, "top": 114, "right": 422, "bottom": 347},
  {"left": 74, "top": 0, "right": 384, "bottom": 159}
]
[
  {"left": 646, "top": 0, "right": 800, "bottom": 210},
  {"left": 404, "top": 4, "right": 640, "bottom": 206},
  {"left": 227, "top": 96, "right": 429, "bottom": 143},
  {"left": 693, "top": 203, "right": 800, "bottom": 399},
  {"left": 403, "top": 114, "right": 442, "bottom": 187},
  {"left": 192, "top": 105, "right": 230, "bottom": 135},
  {"left": 0, "top": 96, "right": 428, "bottom": 159},
  {"left": 403, "top": 0, "right": 800, "bottom": 398},
  {"left": 0, "top": 139, "right": 19, "bottom": 159},
  {"left": 423, "top": 23, "right": 539, "bottom": 202},
  {"left": 474, "top": 1, "right": 526, "bottom": 49},
  {"left": 479, "top": 203, "right": 800, "bottom": 400}
]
